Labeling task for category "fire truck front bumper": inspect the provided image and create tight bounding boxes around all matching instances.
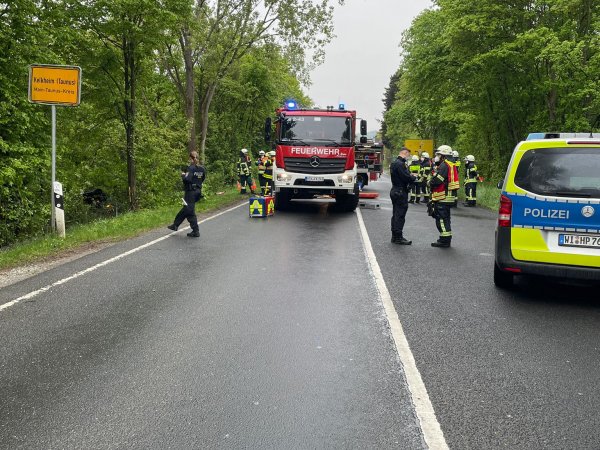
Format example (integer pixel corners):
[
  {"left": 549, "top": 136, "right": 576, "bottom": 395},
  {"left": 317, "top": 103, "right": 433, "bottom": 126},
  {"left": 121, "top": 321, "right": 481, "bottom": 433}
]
[{"left": 274, "top": 170, "right": 356, "bottom": 195}]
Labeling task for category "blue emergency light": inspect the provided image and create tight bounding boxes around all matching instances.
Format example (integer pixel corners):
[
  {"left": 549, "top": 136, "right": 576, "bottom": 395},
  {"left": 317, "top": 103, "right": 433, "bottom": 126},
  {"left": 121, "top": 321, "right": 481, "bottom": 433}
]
[
  {"left": 339, "top": 103, "right": 345, "bottom": 110},
  {"left": 285, "top": 100, "right": 298, "bottom": 110}
]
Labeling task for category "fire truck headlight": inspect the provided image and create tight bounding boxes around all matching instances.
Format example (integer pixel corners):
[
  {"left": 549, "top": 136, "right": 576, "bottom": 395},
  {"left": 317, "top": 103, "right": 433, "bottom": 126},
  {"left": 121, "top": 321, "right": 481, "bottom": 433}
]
[
  {"left": 338, "top": 174, "right": 354, "bottom": 184},
  {"left": 277, "top": 173, "right": 293, "bottom": 182}
]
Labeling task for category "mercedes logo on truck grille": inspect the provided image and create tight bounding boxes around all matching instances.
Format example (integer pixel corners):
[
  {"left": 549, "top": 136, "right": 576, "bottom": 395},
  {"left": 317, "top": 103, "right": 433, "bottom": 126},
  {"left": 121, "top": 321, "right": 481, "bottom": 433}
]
[{"left": 309, "top": 155, "right": 321, "bottom": 167}]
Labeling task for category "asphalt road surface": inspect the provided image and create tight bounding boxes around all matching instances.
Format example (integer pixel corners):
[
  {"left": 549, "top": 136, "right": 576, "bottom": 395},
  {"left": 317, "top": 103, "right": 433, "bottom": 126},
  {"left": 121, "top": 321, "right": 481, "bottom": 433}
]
[{"left": 1, "top": 176, "right": 599, "bottom": 449}]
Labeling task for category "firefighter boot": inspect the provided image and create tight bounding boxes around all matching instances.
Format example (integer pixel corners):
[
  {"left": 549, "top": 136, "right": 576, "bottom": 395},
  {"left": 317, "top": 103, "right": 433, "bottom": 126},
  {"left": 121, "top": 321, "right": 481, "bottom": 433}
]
[
  {"left": 167, "top": 224, "right": 178, "bottom": 231},
  {"left": 431, "top": 239, "right": 451, "bottom": 248},
  {"left": 187, "top": 230, "right": 200, "bottom": 238}
]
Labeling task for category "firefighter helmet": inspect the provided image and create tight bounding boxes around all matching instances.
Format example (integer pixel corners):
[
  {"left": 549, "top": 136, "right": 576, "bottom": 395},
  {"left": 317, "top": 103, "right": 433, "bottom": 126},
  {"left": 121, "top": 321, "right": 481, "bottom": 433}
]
[
  {"left": 421, "top": 152, "right": 430, "bottom": 159},
  {"left": 412, "top": 155, "right": 419, "bottom": 161},
  {"left": 465, "top": 154, "right": 475, "bottom": 162},
  {"left": 435, "top": 145, "right": 453, "bottom": 156},
  {"left": 452, "top": 150, "right": 459, "bottom": 158},
  {"left": 269, "top": 151, "right": 276, "bottom": 156},
  {"left": 259, "top": 150, "right": 265, "bottom": 156},
  {"left": 241, "top": 148, "right": 248, "bottom": 154}
]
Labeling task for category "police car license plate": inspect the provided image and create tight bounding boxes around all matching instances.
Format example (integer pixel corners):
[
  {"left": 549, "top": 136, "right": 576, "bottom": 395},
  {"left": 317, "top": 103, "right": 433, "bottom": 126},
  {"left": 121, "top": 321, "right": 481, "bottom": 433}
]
[
  {"left": 305, "top": 176, "right": 324, "bottom": 182},
  {"left": 558, "top": 234, "right": 600, "bottom": 249}
]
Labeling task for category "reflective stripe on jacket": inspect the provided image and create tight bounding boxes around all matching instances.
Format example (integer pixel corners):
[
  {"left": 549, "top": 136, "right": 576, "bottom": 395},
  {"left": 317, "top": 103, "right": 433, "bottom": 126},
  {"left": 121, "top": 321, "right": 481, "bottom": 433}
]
[
  {"left": 263, "top": 158, "right": 274, "bottom": 179},
  {"left": 465, "top": 163, "right": 478, "bottom": 183},
  {"left": 445, "top": 160, "right": 460, "bottom": 191}
]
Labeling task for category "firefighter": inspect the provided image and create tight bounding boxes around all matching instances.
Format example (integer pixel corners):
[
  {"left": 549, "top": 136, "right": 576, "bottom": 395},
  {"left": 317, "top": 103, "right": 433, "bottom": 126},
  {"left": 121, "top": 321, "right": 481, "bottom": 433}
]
[
  {"left": 390, "top": 147, "right": 418, "bottom": 245},
  {"left": 263, "top": 151, "right": 276, "bottom": 196},
  {"left": 237, "top": 148, "right": 255, "bottom": 194},
  {"left": 419, "top": 151, "right": 432, "bottom": 203},
  {"left": 255, "top": 150, "right": 267, "bottom": 195},
  {"left": 445, "top": 150, "right": 459, "bottom": 207},
  {"left": 408, "top": 155, "right": 421, "bottom": 203},
  {"left": 428, "top": 145, "right": 457, "bottom": 248},
  {"left": 167, "top": 151, "right": 206, "bottom": 238},
  {"left": 463, "top": 154, "right": 478, "bottom": 207}
]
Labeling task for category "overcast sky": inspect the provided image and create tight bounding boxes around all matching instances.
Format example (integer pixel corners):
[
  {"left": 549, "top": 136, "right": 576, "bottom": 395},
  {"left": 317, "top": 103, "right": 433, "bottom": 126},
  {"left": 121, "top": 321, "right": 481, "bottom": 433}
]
[{"left": 306, "top": 0, "right": 433, "bottom": 133}]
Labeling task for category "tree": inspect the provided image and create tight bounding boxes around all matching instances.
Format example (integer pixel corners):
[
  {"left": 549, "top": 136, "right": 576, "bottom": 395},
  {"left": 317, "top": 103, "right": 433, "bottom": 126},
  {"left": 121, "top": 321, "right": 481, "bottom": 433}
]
[
  {"left": 74, "top": 0, "right": 182, "bottom": 209},
  {"left": 163, "top": 0, "right": 343, "bottom": 160}
]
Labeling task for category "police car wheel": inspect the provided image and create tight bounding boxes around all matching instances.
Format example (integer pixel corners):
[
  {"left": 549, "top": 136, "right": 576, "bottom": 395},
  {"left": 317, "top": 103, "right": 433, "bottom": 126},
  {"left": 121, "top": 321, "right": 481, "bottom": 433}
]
[{"left": 494, "top": 262, "right": 514, "bottom": 289}]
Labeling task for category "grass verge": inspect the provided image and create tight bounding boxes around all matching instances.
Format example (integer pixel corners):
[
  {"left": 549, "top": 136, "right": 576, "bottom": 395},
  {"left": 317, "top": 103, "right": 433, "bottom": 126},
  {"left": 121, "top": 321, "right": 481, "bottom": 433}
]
[
  {"left": 0, "top": 188, "right": 242, "bottom": 271},
  {"left": 475, "top": 182, "right": 501, "bottom": 211}
]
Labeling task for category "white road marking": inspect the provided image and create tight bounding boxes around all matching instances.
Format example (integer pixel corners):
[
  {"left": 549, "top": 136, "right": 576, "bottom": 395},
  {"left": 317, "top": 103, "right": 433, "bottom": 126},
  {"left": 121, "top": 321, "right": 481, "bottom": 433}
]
[
  {"left": 0, "top": 203, "right": 246, "bottom": 313},
  {"left": 356, "top": 208, "right": 449, "bottom": 450}
]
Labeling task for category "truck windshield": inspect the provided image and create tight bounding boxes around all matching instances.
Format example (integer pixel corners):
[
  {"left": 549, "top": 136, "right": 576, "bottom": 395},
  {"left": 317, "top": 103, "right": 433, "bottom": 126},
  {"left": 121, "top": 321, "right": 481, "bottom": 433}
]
[
  {"left": 279, "top": 116, "right": 352, "bottom": 145},
  {"left": 514, "top": 147, "right": 600, "bottom": 198}
]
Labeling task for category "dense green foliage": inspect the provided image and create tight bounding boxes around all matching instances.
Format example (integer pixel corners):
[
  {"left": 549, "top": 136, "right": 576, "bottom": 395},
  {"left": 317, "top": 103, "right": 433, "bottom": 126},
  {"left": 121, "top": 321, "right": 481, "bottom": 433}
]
[
  {"left": 382, "top": 0, "right": 600, "bottom": 179},
  {"left": 0, "top": 1, "right": 339, "bottom": 247}
]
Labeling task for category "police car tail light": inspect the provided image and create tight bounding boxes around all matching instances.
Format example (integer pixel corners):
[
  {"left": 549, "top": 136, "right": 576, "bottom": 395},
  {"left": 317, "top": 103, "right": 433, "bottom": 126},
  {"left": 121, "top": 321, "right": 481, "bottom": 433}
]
[{"left": 498, "top": 195, "right": 512, "bottom": 227}]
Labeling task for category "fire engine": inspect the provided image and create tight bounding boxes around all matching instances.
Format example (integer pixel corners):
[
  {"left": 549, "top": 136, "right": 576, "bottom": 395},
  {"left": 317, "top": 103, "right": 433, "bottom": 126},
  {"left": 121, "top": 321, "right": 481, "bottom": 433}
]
[
  {"left": 355, "top": 141, "right": 383, "bottom": 188},
  {"left": 264, "top": 101, "right": 367, "bottom": 211}
]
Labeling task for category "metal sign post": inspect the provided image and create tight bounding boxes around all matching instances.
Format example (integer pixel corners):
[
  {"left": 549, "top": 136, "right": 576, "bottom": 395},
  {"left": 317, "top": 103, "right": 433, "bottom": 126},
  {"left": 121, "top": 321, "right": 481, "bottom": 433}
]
[
  {"left": 28, "top": 64, "right": 81, "bottom": 237},
  {"left": 51, "top": 105, "right": 56, "bottom": 233}
]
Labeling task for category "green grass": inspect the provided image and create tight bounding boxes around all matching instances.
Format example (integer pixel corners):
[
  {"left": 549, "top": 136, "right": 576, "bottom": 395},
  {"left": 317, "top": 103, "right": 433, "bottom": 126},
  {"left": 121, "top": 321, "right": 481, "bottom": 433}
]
[
  {"left": 0, "top": 188, "right": 242, "bottom": 271},
  {"left": 475, "top": 182, "right": 501, "bottom": 211}
]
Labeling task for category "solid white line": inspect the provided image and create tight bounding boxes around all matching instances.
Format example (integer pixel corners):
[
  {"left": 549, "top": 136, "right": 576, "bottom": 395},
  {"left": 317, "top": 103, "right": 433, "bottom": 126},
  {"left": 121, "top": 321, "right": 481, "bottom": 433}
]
[
  {"left": 0, "top": 202, "right": 246, "bottom": 313},
  {"left": 356, "top": 208, "right": 449, "bottom": 450}
]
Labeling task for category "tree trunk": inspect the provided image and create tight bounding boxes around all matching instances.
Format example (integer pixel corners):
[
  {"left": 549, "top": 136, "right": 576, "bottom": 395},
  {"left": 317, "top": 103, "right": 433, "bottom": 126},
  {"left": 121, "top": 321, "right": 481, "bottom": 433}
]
[
  {"left": 123, "top": 34, "right": 138, "bottom": 210},
  {"left": 198, "top": 82, "right": 217, "bottom": 162},
  {"left": 181, "top": 26, "right": 197, "bottom": 154}
]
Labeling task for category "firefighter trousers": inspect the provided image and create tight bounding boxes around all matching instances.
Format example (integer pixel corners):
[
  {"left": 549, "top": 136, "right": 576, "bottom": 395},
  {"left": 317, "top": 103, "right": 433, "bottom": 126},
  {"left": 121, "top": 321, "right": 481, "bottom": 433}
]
[
  {"left": 239, "top": 175, "right": 253, "bottom": 193},
  {"left": 409, "top": 183, "right": 421, "bottom": 202},
  {"left": 433, "top": 202, "right": 452, "bottom": 242},
  {"left": 258, "top": 174, "right": 267, "bottom": 195},
  {"left": 465, "top": 182, "right": 477, "bottom": 205}
]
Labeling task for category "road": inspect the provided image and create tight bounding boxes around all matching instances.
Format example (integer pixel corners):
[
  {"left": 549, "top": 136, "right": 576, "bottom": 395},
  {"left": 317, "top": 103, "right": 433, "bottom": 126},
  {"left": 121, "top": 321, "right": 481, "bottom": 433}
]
[{"left": 1, "top": 176, "right": 599, "bottom": 449}]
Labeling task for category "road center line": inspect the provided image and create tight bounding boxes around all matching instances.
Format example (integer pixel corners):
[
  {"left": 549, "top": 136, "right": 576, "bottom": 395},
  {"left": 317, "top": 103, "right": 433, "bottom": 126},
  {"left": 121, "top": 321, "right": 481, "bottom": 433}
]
[
  {"left": 356, "top": 208, "right": 449, "bottom": 450},
  {"left": 0, "top": 202, "right": 245, "bottom": 313}
]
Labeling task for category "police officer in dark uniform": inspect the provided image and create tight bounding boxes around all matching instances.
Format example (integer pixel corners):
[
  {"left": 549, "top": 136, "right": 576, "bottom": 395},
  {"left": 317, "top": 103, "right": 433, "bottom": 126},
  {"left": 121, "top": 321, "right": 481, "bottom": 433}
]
[
  {"left": 167, "top": 151, "right": 206, "bottom": 237},
  {"left": 390, "top": 147, "right": 417, "bottom": 245}
]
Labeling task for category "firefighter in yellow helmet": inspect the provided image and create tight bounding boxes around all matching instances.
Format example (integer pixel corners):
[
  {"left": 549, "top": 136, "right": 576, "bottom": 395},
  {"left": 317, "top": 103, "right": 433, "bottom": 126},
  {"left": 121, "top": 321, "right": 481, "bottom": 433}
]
[
  {"left": 463, "top": 154, "right": 478, "bottom": 206},
  {"left": 237, "top": 148, "right": 255, "bottom": 194},
  {"left": 263, "top": 151, "right": 276, "bottom": 196},
  {"left": 428, "top": 145, "right": 458, "bottom": 247},
  {"left": 408, "top": 154, "right": 422, "bottom": 203},
  {"left": 255, "top": 150, "right": 267, "bottom": 195}
]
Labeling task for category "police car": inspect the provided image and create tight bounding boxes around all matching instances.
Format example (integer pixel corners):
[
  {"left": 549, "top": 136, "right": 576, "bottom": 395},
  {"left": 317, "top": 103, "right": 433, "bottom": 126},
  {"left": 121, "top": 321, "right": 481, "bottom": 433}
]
[{"left": 494, "top": 136, "right": 600, "bottom": 288}]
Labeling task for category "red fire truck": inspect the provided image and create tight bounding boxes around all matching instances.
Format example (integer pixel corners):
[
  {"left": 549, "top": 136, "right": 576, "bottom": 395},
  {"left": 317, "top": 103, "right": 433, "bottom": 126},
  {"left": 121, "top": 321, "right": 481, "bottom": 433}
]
[
  {"left": 355, "top": 141, "right": 384, "bottom": 188},
  {"left": 264, "top": 101, "right": 367, "bottom": 211}
]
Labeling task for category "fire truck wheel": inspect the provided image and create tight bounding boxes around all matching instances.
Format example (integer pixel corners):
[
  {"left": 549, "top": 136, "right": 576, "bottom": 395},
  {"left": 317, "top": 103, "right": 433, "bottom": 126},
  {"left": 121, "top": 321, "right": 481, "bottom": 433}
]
[
  {"left": 334, "top": 185, "right": 359, "bottom": 212},
  {"left": 274, "top": 190, "right": 292, "bottom": 211}
]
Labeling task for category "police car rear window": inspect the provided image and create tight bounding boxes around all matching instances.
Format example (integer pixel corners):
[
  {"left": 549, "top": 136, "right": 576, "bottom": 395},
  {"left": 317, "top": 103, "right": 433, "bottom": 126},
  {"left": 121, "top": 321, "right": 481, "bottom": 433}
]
[{"left": 514, "top": 147, "right": 600, "bottom": 198}]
